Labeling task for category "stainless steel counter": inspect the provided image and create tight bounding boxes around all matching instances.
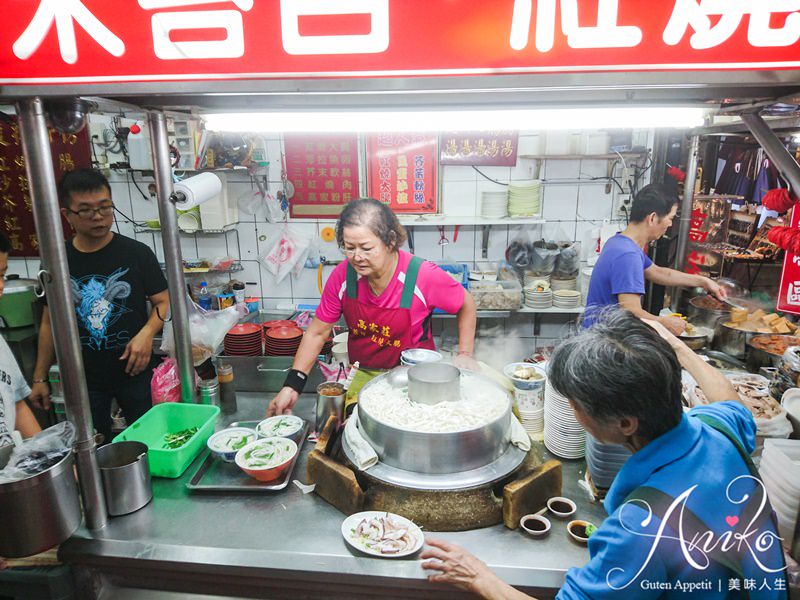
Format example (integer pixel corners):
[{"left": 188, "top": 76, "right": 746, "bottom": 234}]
[{"left": 60, "top": 393, "right": 607, "bottom": 600}]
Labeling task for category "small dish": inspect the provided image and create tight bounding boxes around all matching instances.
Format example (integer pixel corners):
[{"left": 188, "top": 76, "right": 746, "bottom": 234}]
[
  {"left": 256, "top": 415, "right": 304, "bottom": 438},
  {"left": 519, "top": 514, "right": 551, "bottom": 538},
  {"left": 547, "top": 496, "right": 577, "bottom": 519},
  {"left": 206, "top": 427, "right": 258, "bottom": 462},
  {"left": 567, "top": 519, "right": 596, "bottom": 545},
  {"left": 235, "top": 437, "right": 298, "bottom": 482}
]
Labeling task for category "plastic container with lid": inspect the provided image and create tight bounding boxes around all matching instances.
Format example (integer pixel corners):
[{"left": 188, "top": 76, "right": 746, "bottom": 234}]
[
  {"left": 216, "top": 363, "right": 237, "bottom": 414},
  {"left": 469, "top": 280, "right": 522, "bottom": 310}
]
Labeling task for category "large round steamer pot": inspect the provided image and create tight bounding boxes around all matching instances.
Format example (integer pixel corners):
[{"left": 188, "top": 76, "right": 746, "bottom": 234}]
[{"left": 357, "top": 366, "right": 512, "bottom": 475}]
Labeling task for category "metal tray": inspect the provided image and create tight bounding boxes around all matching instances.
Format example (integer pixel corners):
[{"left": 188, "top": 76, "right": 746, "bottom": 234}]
[{"left": 186, "top": 419, "right": 309, "bottom": 492}]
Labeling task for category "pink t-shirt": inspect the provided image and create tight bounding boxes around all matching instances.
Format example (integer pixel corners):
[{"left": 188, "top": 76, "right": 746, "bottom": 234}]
[{"left": 316, "top": 250, "right": 466, "bottom": 346}]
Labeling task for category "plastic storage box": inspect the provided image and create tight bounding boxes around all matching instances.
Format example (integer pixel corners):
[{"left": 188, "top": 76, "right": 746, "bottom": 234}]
[
  {"left": 470, "top": 280, "right": 523, "bottom": 310},
  {"left": 113, "top": 403, "right": 219, "bottom": 478}
]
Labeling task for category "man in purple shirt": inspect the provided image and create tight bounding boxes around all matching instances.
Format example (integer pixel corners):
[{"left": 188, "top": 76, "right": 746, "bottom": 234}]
[{"left": 584, "top": 184, "right": 726, "bottom": 334}]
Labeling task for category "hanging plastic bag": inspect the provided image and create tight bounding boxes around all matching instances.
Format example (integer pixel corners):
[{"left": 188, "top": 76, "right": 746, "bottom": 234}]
[
  {"left": 0, "top": 422, "right": 76, "bottom": 483},
  {"left": 161, "top": 295, "right": 247, "bottom": 365},
  {"left": 554, "top": 241, "right": 581, "bottom": 278},
  {"left": 260, "top": 225, "right": 311, "bottom": 284},
  {"left": 151, "top": 357, "right": 200, "bottom": 404},
  {"left": 530, "top": 241, "right": 560, "bottom": 275}
]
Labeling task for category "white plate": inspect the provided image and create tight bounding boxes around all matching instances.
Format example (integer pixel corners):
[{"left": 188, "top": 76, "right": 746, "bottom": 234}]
[{"left": 341, "top": 511, "right": 424, "bottom": 558}]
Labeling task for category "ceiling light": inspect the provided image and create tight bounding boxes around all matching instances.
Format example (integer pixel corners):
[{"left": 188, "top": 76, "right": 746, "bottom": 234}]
[{"left": 202, "top": 107, "right": 706, "bottom": 133}]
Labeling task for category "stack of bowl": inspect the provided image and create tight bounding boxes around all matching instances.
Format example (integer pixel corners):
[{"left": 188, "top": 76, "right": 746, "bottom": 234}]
[
  {"left": 553, "top": 290, "right": 581, "bottom": 309},
  {"left": 480, "top": 191, "right": 509, "bottom": 218},
  {"left": 508, "top": 181, "right": 542, "bottom": 217},
  {"left": 524, "top": 286, "right": 552, "bottom": 309},
  {"left": 550, "top": 276, "right": 577, "bottom": 292},
  {"left": 264, "top": 326, "right": 304, "bottom": 356},
  {"left": 544, "top": 381, "right": 585, "bottom": 459},
  {"left": 223, "top": 324, "right": 263, "bottom": 356},
  {"left": 504, "top": 362, "right": 546, "bottom": 438},
  {"left": 584, "top": 434, "right": 632, "bottom": 489}
]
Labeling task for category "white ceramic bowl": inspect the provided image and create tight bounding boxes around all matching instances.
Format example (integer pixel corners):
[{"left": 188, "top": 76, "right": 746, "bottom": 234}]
[
  {"left": 547, "top": 496, "right": 577, "bottom": 519},
  {"left": 256, "top": 415, "right": 304, "bottom": 439},
  {"left": 235, "top": 437, "right": 298, "bottom": 482},
  {"left": 206, "top": 427, "right": 258, "bottom": 462},
  {"left": 520, "top": 514, "right": 551, "bottom": 538}
]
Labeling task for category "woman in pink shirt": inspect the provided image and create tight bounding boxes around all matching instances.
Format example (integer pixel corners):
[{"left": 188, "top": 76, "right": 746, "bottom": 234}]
[{"left": 267, "top": 198, "right": 477, "bottom": 417}]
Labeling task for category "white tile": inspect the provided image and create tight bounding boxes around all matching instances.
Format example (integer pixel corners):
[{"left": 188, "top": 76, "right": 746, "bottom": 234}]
[
  {"left": 234, "top": 222, "right": 259, "bottom": 260},
  {"left": 543, "top": 221, "right": 576, "bottom": 242},
  {"left": 542, "top": 185, "right": 579, "bottom": 221},
  {"left": 7, "top": 258, "right": 28, "bottom": 278},
  {"left": 474, "top": 225, "right": 508, "bottom": 262},
  {"left": 510, "top": 160, "right": 538, "bottom": 182},
  {"left": 227, "top": 183, "right": 256, "bottom": 224},
  {"left": 195, "top": 234, "right": 229, "bottom": 259},
  {"left": 237, "top": 260, "right": 263, "bottom": 296},
  {"left": 129, "top": 190, "right": 160, "bottom": 222},
  {"left": 544, "top": 160, "right": 580, "bottom": 180},
  {"left": 179, "top": 234, "right": 198, "bottom": 259},
  {"left": 578, "top": 159, "right": 607, "bottom": 178},
  {"left": 574, "top": 220, "right": 600, "bottom": 247},
  {"left": 442, "top": 181, "right": 477, "bottom": 217},
  {"left": 441, "top": 165, "right": 477, "bottom": 182},
  {"left": 537, "top": 315, "right": 574, "bottom": 338},
  {"left": 260, "top": 266, "right": 293, "bottom": 299},
  {"left": 476, "top": 166, "right": 511, "bottom": 182},
  {"left": 115, "top": 221, "right": 136, "bottom": 240},
  {"left": 505, "top": 316, "right": 534, "bottom": 338},
  {"left": 441, "top": 226, "right": 476, "bottom": 263},
  {"left": 517, "top": 134, "right": 544, "bottom": 155},
  {"left": 577, "top": 186, "right": 613, "bottom": 222},
  {"left": 409, "top": 228, "right": 443, "bottom": 262},
  {"left": 292, "top": 267, "right": 325, "bottom": 299}
]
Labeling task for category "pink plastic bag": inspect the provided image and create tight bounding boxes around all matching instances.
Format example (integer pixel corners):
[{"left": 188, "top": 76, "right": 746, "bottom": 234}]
[{"left": 151, "top": 357, "right": 198, "bottom": 404}]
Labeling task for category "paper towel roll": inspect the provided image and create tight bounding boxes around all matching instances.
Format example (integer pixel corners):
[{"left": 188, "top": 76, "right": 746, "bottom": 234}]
[{"left": 173, "top": 173, "right": 223, "bottom": 211}]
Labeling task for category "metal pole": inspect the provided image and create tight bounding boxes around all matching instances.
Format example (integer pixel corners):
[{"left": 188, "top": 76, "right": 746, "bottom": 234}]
[
  {"left": 16, "top": 98, "right": 108, "bottom": 530},
  {"left": 670, "top": 135, "right": 700, "bottom": 311},
  {"left": 741, "top": 112, "right": 800, "bottom": 194},
  {"left": 148, "top": 111, "right": 196, "bottom": 402}
]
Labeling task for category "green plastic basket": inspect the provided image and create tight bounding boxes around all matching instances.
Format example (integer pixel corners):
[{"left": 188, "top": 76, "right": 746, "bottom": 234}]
[{"left": 113, "top": 403, "right": 219, "bottom": 478}]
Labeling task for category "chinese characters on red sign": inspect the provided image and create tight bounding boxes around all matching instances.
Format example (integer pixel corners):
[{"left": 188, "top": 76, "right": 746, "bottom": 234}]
[
  {"left": 366, "top": 133, "right": 438, "bottom": 214},
  {"left": 0, "top": 118, "right": 89, "bottom": 256},
  {"left": 777, "top": 208, "right": 800, "bottom": 315},
  {"left": 284, "top": 134, "right": 360, "bottom": 218},
  {"left": 2, "top": 1, "right": 800, "bottom": 85},
  {"left": 440, "top": 131, "right": 519, "bottom": 167}
]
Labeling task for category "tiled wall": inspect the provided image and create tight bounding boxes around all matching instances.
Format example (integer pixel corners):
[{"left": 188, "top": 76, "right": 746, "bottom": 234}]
[{"left": 7, "top": 120, "right": 651, "bottom": 367}]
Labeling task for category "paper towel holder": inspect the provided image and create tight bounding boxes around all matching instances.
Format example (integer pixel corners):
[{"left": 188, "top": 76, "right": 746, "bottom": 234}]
[{"left": 170, "top": 173, "right": 222, "bottom": 207}]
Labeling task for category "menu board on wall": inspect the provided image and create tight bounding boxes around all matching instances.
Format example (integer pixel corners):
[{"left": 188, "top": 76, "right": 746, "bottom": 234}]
[
  {"left": 440, "top": 131, "right": 519, "bottom": 166},
  {"left": 284, "top": 133, "right": 360, "bottom": 218},
  {"left": 366, "top": 133, "right": 437, "bottom": 214},
  {"left": 0, "top": 117, "right": 90, "bottom": 257}
]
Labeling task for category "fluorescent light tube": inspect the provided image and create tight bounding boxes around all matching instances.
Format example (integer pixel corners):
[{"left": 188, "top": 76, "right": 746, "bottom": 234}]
[{"left": 202, "top": 107, "right": 706, "bottom": 133}]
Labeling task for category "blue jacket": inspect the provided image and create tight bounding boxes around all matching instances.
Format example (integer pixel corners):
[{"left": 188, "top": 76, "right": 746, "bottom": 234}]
[{"left": 557, "top": 402, "right": 787, "bottom": 599}]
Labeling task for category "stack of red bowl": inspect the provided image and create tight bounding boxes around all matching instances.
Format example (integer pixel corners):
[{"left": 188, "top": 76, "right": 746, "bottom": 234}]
[
  {"left": 223, "top": 323, "right": 263, "bottom": 356},
  {"left": 261, "top": 319, "right": 296, "bottom": 334},
  {"left": 264, "top": 325, "right": 304, "bottom": 356}
]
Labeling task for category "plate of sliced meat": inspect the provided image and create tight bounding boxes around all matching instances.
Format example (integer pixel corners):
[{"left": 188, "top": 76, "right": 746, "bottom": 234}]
[{"left": 341, "top": 511, "right": 423, "bottom": 558}]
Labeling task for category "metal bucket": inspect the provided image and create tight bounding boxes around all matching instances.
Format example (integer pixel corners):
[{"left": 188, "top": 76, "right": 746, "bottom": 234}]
[
  {"left": 315, "top": 382, "right": 345, "bottom": 433},
  {"left": 713, "top": 322, "right": 760, "bottom": 359},
  {"left": 0, "top": 451, "right": 81, "bottom": 558},
  {"left": 97, "top": 441, "right": 152, "bottom": 516},
  {"left": 407, "top": 363, "right": 461, "bottom": 405},
  {"left": 687, "top": 296, "right": 730, "bottom": 331}
]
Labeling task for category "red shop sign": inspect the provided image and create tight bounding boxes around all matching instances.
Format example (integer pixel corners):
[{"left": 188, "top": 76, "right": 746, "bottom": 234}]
[
  {"left": 440, "top": 132, "right": 519, "bottom": 167},
  {"left": 2, "top": 1, "right": 800, "bottom": 85},
  {"left": 777, "top": 208, "right": 800, "bottom": 316},
  {"left": 366, "top": 133, "right": 438, "bottom": 214},
  {"left": 284, "top": 133, "right": 360, "bottom": 218},
  {"left": 0, "top": 117, "right": 90, "bottom": 257}
]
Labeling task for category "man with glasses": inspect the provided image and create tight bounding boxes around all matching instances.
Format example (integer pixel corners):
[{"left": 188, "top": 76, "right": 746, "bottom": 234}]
[{"left": 29, "top": 169, "right": 169, "bottom": 442}]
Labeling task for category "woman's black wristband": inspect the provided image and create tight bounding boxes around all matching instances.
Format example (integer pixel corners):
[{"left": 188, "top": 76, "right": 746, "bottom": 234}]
[{"left": 283, "top": 369, "right": 308, "bottom": 393}]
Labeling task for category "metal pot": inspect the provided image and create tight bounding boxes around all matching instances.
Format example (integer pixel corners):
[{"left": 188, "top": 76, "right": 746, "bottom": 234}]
[
  {"left": 97, "top": 441, "right": 152, "bottom": 516},
  {"left": 687, "top": 295, "right": 730, "bottom": 331},
  {"left": 746, "top": 335, "right": 800, "bottom": 373},
  {"left": 0, "top": 275, "right": 38, "bottom": 328},
  {"left": 407, "top": 363, "right": 461, "bottom": 405},
  {"left": 0, "top": 451, "right": 81, "bottom": 558},
  {"left": 357, "top": 367, "right": 512, "bottom": 474},
  {"left": 713, "top": 322, "right": 760, "bottom": 359}
]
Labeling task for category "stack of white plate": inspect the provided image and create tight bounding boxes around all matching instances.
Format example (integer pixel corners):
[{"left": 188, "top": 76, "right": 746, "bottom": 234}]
[
  {"left": 544, "top": 381, "right": 585, "bottom": 459},
  {"left": 508, "top": 181, "right": 542, "bottom": 217},
  {"left": 758, "top": 439, "right": 800, "bottom": 541},
  {"left": 481, "top": 191, "right": 509, "bottom": 218},
  {"left": 519, "top": 406, "right": 544, "bottom": 438},
  {"left": 524, "top": 272, "right": 550, "bottom": 287},
  {"left": 550, "top": 277, "right": 577, "bottom": 292},
  {"left": 524, "top": 287, "right": 552, "bottom": 309},
  {"left": 585, "top": 433, "right": 632, "bottom": 489},
  {"left": 553, "top": 290, "right": 581, "bottom": 309}
]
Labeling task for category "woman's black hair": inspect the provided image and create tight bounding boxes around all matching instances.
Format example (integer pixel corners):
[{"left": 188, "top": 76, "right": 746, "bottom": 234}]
[
  {"left": 548, "top": 308, "right": 683, "bottom": 442},
  {"left": 336, "top": 198, "right": 408, "bottom": 251}
]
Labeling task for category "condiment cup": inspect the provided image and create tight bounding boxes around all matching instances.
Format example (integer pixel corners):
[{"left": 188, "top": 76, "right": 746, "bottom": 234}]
[
  {"left": 519, "top": 514, "right": 551, "bottom": 538},
  {"left": 547, "top": 496, "right": 577, "bottom": 519},
  {"left": 567, "top": 519, "right": 596, "bottom": 545}
]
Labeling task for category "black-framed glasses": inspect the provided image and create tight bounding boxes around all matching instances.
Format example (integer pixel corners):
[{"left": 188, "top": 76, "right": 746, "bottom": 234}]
[{"left": 66, "top": 204, "right": 114, "bottom": 220}]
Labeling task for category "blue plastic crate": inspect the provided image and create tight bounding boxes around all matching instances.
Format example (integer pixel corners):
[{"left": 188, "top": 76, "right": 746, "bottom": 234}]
[{"left": 433, "top": 263, "right": 469, "bottom": 314}]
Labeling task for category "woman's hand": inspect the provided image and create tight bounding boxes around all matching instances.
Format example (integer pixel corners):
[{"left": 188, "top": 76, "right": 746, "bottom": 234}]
[
  {"left": 703, "top": 277, "right": 728, "bottom": 301},
  {"left": 28, "top": 382, "right": 51, "bottom": 410},
  {"left": 267, "top": 387, "right": 299, "bottom": 417},
  {"left": 421, "top": 538, "right": 496, "bottom": 594},
  {"left": 453, "top": 352, "right": 480, "bottom": 372}
]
